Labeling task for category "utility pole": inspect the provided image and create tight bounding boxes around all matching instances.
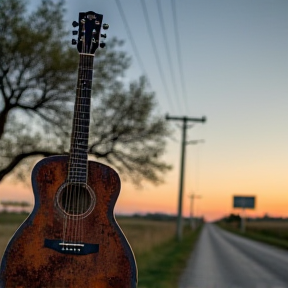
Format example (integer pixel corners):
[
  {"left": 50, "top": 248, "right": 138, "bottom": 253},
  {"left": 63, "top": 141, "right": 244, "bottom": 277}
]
[
  {"left": 189, "top": 193, "right": 202, "bottom": 230},
  {"left": 166, "top": 114, "right": 206, "bottom": 241}
]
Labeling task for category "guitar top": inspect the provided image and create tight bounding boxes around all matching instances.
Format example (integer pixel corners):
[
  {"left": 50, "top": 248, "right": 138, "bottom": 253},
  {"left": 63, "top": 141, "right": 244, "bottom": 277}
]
[{"left": 0, "top": 11, "right": 137, "bottom": 288}]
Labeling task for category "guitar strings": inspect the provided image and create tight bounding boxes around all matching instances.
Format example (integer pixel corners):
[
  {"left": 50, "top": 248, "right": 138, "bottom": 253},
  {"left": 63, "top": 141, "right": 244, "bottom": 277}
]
[
  {"left": 65, "top": 53, "right": 94, "bottom": 244},
  {"left": 77, "top": 54, "right": 88, "bottom": 243},
  {"left": 63, "top": 53, "right": 85, "bottom": 245},
  {"left": 74, "top": 53, "right": 87, "bottom": 243},
  {"left": 62, "top": 16, "right": 97, "bottom": 247}
]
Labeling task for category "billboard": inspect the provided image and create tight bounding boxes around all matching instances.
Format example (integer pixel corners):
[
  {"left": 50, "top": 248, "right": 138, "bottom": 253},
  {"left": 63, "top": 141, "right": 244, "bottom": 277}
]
[{"left": 233, "top": 196, "right": 255, "bottom": 209}]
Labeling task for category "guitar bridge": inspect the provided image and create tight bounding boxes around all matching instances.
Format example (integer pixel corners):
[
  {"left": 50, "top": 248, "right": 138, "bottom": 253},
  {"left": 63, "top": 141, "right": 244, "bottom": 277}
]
[{"left": 44, "top": 239, "right": 99, "bottom": 255}]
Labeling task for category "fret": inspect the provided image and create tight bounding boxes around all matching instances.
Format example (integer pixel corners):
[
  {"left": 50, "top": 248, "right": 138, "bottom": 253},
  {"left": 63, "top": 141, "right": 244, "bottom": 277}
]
[
  {"left": 70, "top": 151, "right": 88, "bottom": 157},
  {"left": 71, "top": 137, "right": 90, "bottom": 141},
  {"left": 74, "top": 97, "right": 91, "bottom": 102},
  {"left": 72, "top": 123, "right": 90, "bottom": 129},
  {"left": 69, "top": 162, "right": 87, "bottom": 168},
  {"left": 73, "top": 118, "right": 90, "bottom": 123},
  {"left": 68, "top": 170, "right": 87, "bottom": 174},
  {"left": 71, "top": 134, "right": 89, "bottom": 140},
  {"left": 67, "top": 176, "right": 87, "bottom": 183},
  {"left": 78, "top": 67, "right": 94, "bottom": 70},
  {"left": 76, "top": 88, "right": 92, "bottom": 91},
  {"left": 69, "top": 163, "right": 87, "bottom": 168},
  {"left": 70, "top": 147, "right": 88, "bottom": 151},
  {"left": 73, "top": 103, "right": 91, "bottom": 108},
  {"left": 73, "top": 114, "right": 90, "bottom": 119},
  {"left": 73, "top": 111, "right": 90, "bottom": 115},
  {"left": 71, "top": 131, "right": 89, "bottom": 137},
  {"left": 70, "top": 147, "right": 87, "bottom": 152},
  {"left": 71, "top": 138, "right": 88, "bottom": 143},
  {"left": 77, "top": 81, "right": 92, "bottom": 86},
  {"left": 70, "top": 142, "right": 88, "bottom": 148},
  {"left": 69, "top": 154, "right": 87, "bottom": 160},
  {"left": 69, "top": 163, "right": 87, "bottom": 167},
  {"left": 72, "top": 124, "right": 89, "bottom": 130},
  {"left": 75, "top": 90, "right": 92, "bottom": 94},
  {"left": 69, "top": 155, "right": 88, "bottom": 162},
  {"left": 71, "top": 141, "right": 88, "bottom": 147},
  {"left": 73, "top": 119, "right": 90, "bottom": 124},
  {"left": 73, "top": 122, "right": 90, "bottom": 126}
]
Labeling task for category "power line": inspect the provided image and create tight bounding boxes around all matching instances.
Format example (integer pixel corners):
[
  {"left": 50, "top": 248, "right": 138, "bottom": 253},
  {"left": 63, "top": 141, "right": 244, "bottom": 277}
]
[
  {"left": 140, "top": 0, "right": 176, "bottom": 112},
  {"left": 171, "top": 0, "right": 188, "bottom": 113},
  {"left": 114, "top": 0, "right": 148, "bottom": 80},
  {"left": 156, "top": 0, "right": 181, "bottom": 113}
]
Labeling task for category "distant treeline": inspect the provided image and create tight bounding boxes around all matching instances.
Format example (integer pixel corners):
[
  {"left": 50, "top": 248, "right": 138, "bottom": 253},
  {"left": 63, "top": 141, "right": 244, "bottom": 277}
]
[
  {"left": 117, "top": 212, "right": 205, "bottom": 223},
  {"left": 0, "top": 210, "right": 206, "bottom": 223},
  {"left": 220, "top": 213, "right": 288, "bottom": 223}
]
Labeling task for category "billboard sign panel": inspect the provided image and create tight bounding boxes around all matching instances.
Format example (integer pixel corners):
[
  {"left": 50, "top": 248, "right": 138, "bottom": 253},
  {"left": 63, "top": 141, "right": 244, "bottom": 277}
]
[{"left": 233, "top": 196, "right": 255, "bottom": 209}]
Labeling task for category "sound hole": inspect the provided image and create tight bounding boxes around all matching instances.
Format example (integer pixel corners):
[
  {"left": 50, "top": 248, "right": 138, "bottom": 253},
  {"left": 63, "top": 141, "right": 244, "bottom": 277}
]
[{"left": 58, "top": 183, "right": 93, "bottom": 216}]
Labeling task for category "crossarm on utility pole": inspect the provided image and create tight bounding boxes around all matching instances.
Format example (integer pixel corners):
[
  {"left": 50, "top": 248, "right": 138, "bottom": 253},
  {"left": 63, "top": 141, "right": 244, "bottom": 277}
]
[
  {"left": 166, "top": 114, "right": 206, "bottom": 241},
  {"left": 166, "top": 114, "right": 207, "bottom": 123}
]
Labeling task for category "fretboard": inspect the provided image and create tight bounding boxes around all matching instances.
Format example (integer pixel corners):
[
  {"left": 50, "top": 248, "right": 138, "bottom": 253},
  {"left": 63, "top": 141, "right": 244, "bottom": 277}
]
[{"left": 68, "top": 54, "right": 94, "bottom": 183}]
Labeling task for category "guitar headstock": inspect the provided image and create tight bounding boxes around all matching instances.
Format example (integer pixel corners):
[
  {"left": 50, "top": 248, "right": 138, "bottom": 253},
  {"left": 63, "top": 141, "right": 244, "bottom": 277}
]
[{"left": 72, "top": 11, "right": 109, "bottom": 54}]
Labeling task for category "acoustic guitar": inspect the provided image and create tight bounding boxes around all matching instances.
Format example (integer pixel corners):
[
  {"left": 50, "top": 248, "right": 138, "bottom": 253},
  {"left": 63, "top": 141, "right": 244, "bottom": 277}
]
[{"left": 0, "top": 11, "right": 137, "bottom": 288}]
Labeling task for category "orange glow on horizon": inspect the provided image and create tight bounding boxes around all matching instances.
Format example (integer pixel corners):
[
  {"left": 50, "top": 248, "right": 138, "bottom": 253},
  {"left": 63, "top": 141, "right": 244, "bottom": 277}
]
[{"left": 1, "top": 176, "right": 287, "bottom": 222}]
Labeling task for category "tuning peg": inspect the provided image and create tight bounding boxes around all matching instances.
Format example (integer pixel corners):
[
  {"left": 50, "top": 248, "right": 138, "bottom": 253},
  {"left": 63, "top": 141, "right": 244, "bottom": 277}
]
[
  {"left": 101, "top": 34, "right": 107, "bottom": 38},
  {"left": 102, "top": 23, "right": 109, "bottom": 30},
  {"left": 72, "top": 30, "right": 78, "bottom": 35},
  {"left": 72, "top": 21, "right": 79, "bottom": 27},
  {"left": 100, "top": 42, "right": 106, "bottom": 48},
  {"left": 72, "top": 39, "right": 77, "bottom": 45}
]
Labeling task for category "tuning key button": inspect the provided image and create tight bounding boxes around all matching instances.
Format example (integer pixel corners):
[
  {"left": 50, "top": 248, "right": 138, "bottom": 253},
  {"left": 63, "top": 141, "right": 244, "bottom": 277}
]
[
  {"left": 100, "top": 42, "right": 106, "bottom": 48},
  {"left": 103, "top": 23, "right": 109, "bottom": 30},
  {"left": 101, "top": 34, "right": 107, "bottom": 38},
  {"left": 72, "top": 21, "right": 79, "bottom": 27},
  {"left": 72, "top": 39, "right": 77, "bottom": 45},
  {"left": 72, "top": 30, "right": 78, "bottom": 35}
]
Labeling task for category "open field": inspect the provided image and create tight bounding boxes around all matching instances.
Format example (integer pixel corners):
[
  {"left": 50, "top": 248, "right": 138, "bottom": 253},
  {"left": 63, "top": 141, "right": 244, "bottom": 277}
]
[
  {"left": 0, "top": 212, "right": 201, "bottom": 287},
  {"left": 246, "top": 221, "right": 288, "bottom": 241},
  {"left": 136, "top": 225, "right": 200, "bottom": 288},
  {"left": 116, "top": 217, "right": 177, "bottom": 256},
  {"left": 218, "top": 220, "right": 288, "bottom": 250},
  {"left": 0, "top": 213, "right": 177, "bottom": 258}
]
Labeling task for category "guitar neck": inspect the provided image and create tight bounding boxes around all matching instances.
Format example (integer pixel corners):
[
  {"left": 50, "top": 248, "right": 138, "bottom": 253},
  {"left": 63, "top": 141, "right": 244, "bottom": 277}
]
[{"left": 68, "top": 53, "right": 94, "bottom": 183}]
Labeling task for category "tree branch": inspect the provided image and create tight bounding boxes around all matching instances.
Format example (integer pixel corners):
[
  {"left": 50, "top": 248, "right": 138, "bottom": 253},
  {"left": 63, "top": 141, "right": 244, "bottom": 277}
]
[{"left": 0, "top": 150, "right": 61, "bottom": 182}]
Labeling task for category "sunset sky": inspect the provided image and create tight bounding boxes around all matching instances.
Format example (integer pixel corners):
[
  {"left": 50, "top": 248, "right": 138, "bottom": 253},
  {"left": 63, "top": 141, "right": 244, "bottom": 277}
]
[{"left": 0, "top": 0, "right": 287, "bottom": 221}]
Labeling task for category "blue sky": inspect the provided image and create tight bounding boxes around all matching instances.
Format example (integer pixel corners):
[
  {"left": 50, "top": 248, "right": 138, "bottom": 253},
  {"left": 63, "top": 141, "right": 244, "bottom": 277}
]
[
  {"left": 66, "top": 0, "right": 288, "bottom": 218},
  {"left": 1, "top": 0, "right": 287, "bottom": 220}
]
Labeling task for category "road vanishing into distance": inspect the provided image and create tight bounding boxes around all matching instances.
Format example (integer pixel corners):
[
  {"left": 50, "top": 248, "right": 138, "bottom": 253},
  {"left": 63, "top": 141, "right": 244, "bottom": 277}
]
[{"left": 179, "top": 224, "right": 288, "bottom": 288}]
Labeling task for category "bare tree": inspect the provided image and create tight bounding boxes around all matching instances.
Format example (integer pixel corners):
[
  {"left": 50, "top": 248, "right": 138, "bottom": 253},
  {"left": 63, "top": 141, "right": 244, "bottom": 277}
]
[{"left": 0, "top": 0, "right": 171, "bottom": 185}]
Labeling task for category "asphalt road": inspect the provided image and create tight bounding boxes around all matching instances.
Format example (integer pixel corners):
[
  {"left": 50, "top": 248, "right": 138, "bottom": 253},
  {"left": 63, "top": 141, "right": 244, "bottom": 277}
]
[{"left": 179, "top": 223, "right": 288, "bottom": 288}]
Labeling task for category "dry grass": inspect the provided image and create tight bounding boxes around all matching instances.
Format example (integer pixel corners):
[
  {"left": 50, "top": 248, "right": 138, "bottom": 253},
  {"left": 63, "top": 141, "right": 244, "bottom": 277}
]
[
  {"left": 0, "top": 224, "right": 20, "bottom": 257},
  {"left": 0, "top": 213, "right": 199, "bottom": 287},
  {"left": 246, "top": 221, "right": 288, "bottom": 229},
  {"left": 245, "top": 220, "right": 288, "bottom": 241},
  {"left": 219, "top": 220, "right": 288, "bottom": 250},
  {"left": 117, "top": 217, "right": 176, "bottom": 256},
  {"left": 0, "top": 214, "right": 176, "bottom": 260}
]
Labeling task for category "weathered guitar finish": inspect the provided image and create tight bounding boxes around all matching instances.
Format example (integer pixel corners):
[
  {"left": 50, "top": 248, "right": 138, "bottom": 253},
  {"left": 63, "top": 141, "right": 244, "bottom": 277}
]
[{"left": 0, "top": 11, "right": 137, "bottom": 288}]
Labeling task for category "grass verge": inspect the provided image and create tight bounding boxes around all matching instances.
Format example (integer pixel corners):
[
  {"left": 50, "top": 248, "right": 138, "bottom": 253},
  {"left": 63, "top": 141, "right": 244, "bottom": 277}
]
[
  {"left": 0, "top": 212, "right": 202, "bottom": 288},
  {"left": 136, "top": 225, "right": 202, "bottom": 288},
  {"left": 218, "top": 223, "right": 288, "bottom": 251}
]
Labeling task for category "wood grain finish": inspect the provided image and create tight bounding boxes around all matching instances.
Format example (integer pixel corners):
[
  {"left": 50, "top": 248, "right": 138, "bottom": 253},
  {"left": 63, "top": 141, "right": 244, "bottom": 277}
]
[{"left": 0, "top": 156, "right": 137, "bottom": 288}]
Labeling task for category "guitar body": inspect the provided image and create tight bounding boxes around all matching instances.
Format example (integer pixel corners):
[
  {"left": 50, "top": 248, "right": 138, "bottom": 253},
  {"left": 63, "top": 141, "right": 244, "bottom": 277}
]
[{"left": 0, "top": 156, "right": 137, "bottom": 288}]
